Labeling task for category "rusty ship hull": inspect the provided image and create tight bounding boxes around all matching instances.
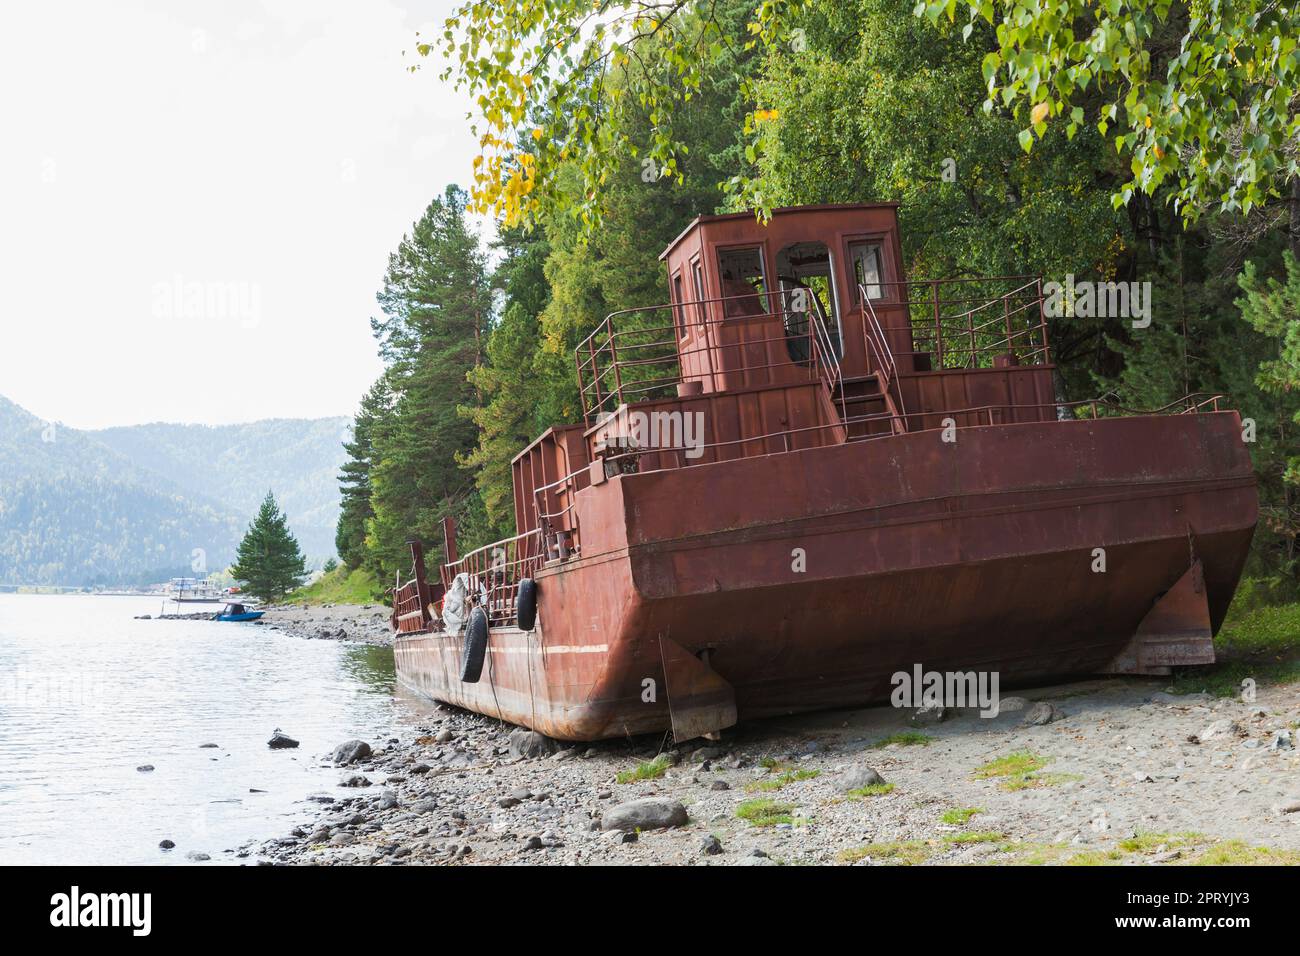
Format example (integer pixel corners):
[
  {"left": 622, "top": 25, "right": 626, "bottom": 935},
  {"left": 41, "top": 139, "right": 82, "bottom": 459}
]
[{"left": 394, "top": 411, "right": 1256, "bottom": 741}]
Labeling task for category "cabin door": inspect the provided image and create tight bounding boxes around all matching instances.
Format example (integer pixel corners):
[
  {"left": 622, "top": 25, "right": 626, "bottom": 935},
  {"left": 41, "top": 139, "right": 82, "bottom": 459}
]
[{"left": 775, "top": 241, "right": 843, "bottom": 367}]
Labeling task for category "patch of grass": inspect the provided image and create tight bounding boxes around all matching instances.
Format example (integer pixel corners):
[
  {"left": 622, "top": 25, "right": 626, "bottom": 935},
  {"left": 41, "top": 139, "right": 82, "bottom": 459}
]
[
  {"left": 945, "top": 830, "right": 1002, "bottom": 844},
  {"left": 973, "top": 751, "right": 1076, "bottom": 791},
  {"left": 941, "top": 807, "right": 982, "bottom": 825},
  {"left": 999, "top": 771, "right": 1081, "bottom": 792},
  {"left": 616, "top": 756, "right": 671, "bottom": 784},
  {"left": 745, "top": 769, "right": 820, "bottom": 793},
  {"left": 991, "top": 842, "right": 1118, "bottom": 866},
  {"left": 838, "top": 841, "right": 931, "bottom": 865},
  {"left": 1117, "top": 831, "right": 1209, "bottom": 854},
  {"left": 1217, "top": 602, "right": 1300, "bottom": 656},
  {"left": 973, "top": 750, "right": 1047, "bottom": 778},
  {"left": 1169, "top": 658, "right": 1300, "bottom": 698},
  {"left": 1065, "top": 849, "right": 1126, "bottom": 866},
  {"left": 1169, "top": 601, "right": 1300, "bottom": 698},
  {"left": 735, "top": 798, "right": 796, "bottom": 827},
  {"left": 984, "top": 834, "right": 1292, "bottom": 868},
  {"left": 1187, "top": 841, "right": 1300, "bottom": 866},
  {"left": 999, "top": 841, "right": 1073, "bottom": 866},
  {"left": 845, "top": 782, "right": 895, "bottom": 798},
  {"left": 284, "top": 565, "right": 379, "bottom": 605},
  {"left": 868, "top": 731, "right": 932, "bottom": 749}
]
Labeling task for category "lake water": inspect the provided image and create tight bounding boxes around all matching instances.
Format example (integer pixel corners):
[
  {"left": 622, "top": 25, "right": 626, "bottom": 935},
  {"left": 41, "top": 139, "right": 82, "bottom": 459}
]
[{"left": 0, "top": 593, "right": 425, "bottom": 865}]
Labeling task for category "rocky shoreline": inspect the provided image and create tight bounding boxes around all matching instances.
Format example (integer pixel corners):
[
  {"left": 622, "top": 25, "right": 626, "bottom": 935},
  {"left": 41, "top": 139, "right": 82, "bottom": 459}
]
[
  {"left": 235, "top": 629, "right": 1300, "bottom": 865},
  {"left": 134, "top": 603, "right": 394, "bottom": 643},
  {"left": 263, "top": 603, "right": 395, "bottom": 645}
]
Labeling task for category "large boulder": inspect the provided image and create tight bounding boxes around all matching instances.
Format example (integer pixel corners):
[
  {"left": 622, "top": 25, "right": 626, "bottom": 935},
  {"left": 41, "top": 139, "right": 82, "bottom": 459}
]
[
  {"left": 508, "top": 729, "right": 558, "bottom": 759},
  {"left": 600, "top": 798, "right": 689, "bottom": 832},
  {"left": 267, "top": 731, "right": 299, "bottom": 749},
  {"left": 332, "top": 740, "right": 372, "bottom": 765},
  {"left": 835, "top": 765, "right": 887, "bottom": 793}
]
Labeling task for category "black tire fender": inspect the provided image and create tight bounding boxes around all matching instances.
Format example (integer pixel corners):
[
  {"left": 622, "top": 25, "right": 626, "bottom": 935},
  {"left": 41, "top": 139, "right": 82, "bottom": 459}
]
[
  {"left": 516, "top": 578, "right": 538, "bottom": 632},
  {"left": 461, "top": 607, "right": 489, "bottom": 683}
]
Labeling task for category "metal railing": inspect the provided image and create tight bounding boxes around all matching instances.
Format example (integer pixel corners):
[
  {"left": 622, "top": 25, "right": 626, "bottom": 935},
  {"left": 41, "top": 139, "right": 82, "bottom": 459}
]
[
  {"left": 575, "top": 289, "right": 844, "bottom": 424},
  {"left": 867, "top": 276, "right": 1051, "bottom": 370},
  {"left": 596, "top": 391, "right": 1228, "bottom": 462},
  {"left": 859, "top": 286, "right": 907, "bottom": 426},
  {"left": 438, "top": 529, "right": 546, "bottom": 627},
  {"left": 392, "top": 577, "right": 427, "bottom": 634},
  {"left": 574, "top": 275, "right": 1053, "bottom": 425}
]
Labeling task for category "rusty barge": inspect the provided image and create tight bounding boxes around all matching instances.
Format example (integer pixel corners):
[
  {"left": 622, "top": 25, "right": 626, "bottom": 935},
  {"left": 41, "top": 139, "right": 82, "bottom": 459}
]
[{"left": 391, "top": 204, "right": 1258, "bottom": 742}]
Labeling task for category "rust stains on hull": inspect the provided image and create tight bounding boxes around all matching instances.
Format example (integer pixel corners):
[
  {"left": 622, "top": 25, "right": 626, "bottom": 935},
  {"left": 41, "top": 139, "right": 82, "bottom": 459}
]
[{"left": 393, "top": 413, "right": 1256, "bottom": 742}]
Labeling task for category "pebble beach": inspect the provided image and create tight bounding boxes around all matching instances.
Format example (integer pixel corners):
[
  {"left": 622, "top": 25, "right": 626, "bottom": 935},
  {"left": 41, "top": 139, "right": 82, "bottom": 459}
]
[{"left": 239, "top": 604, "right": 1300, "bottom": 866}]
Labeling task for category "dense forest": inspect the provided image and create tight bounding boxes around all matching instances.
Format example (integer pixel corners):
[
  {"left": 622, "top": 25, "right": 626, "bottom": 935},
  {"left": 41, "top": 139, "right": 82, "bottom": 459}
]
[{"left": 337, "top": 0, "right": 1300, "bottom": 601}]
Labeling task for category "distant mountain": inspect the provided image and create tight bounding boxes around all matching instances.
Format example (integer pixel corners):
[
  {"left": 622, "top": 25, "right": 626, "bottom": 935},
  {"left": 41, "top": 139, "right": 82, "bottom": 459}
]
[
  {"left": 93, "top": 417, "right": 350, "bottom": 563},
  {"left": 0, "top": 395, "right": 348, "bottom": 587}
]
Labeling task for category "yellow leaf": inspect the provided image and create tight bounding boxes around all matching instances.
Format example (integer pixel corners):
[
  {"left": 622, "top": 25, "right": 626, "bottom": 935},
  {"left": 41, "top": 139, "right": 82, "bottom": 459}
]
[{"left": 1031, "top": 101, "right": 1050, "bottom": 125}]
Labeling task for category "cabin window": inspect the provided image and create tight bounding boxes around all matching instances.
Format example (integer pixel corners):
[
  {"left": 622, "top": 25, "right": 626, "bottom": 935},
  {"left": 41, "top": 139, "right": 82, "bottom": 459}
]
[
  {"left": 691, "top": 258, "right": 707, "bottom": 326},
  {"left": 716, "top": 245, "right": 769, "bottom": 320},
  {"left": 775, "top": 241, "right": 843, "bottom": 365},
  {"left": 848, "top": 240, "right": 886, "bottom": 301},
  {"left": 671, "top": 271, "right": 687, "bottom": 338}
]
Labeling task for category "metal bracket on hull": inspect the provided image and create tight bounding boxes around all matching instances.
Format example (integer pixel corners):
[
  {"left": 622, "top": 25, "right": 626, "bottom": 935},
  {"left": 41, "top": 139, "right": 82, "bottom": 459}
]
[
  {"left": 1104, "top": 558, "right": 1216, "bottom": 676},
  {"left": 657, "top": 636, "right": 738, "bottom": 743}
]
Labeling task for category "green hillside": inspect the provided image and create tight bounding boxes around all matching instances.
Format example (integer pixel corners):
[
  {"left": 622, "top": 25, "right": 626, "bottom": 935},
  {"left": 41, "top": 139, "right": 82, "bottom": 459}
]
[
  {"left": 93, "top": 417, "right": 349, "bottom": 562},
  {"left": 0, "top": 396, "right": 349, "bottom": 587},
  {"left": 0, "top": 396, "right": 242, "bottom": 586}
]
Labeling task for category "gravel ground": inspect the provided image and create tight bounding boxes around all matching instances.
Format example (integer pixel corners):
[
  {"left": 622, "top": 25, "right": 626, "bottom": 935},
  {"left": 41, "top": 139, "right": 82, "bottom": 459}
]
[{"left": 237, "top": 609, "right": 1300, "bottom": 866}]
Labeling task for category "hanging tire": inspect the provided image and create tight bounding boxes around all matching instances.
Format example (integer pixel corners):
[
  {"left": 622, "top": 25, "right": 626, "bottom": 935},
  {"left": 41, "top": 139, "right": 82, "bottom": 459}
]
[
  {"left": 516, "top": 578, "right": 538, "bottom": 631},
  {"left": 461, "top": 607, "right": 489, "bottom": 683}
]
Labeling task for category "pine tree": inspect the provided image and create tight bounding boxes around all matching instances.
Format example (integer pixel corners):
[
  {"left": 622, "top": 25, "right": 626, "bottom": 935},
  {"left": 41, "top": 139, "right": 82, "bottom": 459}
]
[
  {"left": 231, "top": 491, "right": 309, "bottom": 602},
  {"left": 336, "top": 378, "right": 389, "bottom": 569},
  {"left": 365, "top": 185, "right": 493, "bottom": 580}
]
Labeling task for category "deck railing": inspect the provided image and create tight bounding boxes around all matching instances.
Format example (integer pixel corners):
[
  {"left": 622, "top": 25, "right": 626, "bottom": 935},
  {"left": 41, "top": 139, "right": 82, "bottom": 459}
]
[
  {"left": 438, "top": 529, "right": 546, "bottom": 627},
  {"left": 575, "top": 289, "right": 844, "bottom": 424},
  {"left": 390, "top": 528, "right": 548, "bottom": 633},
  {"left": 591, "top": 392, "right": 1228, "bottom": 465},
  {"left": 869, "top": 276, "right": 1051, "bottom": 370},
  {"left": 392, "top": 577, "right": 427, "bottom": 634},
  {"left": 574, "top": 276, "right": 1052, "bottom": 424}
]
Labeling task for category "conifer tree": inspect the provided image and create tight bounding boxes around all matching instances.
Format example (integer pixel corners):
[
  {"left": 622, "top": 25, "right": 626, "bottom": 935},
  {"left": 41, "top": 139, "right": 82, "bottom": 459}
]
[
  {"left": 231, "top": 491, "right": 308, "bottom": 602},
  {"left": 335, "top": 378, "right": 388, "bottom": 569}
]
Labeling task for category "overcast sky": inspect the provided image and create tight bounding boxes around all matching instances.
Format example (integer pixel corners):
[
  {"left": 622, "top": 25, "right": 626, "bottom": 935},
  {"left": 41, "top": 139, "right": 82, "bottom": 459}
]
[{"left": 0, "top": 0, "right": 484, "bottom": 429}]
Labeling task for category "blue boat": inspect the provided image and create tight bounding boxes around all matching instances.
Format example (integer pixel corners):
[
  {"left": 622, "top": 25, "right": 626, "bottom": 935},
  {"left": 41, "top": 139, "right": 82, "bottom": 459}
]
[{"left": 213, "top": 603, "right": 264, "bottom": 623}]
